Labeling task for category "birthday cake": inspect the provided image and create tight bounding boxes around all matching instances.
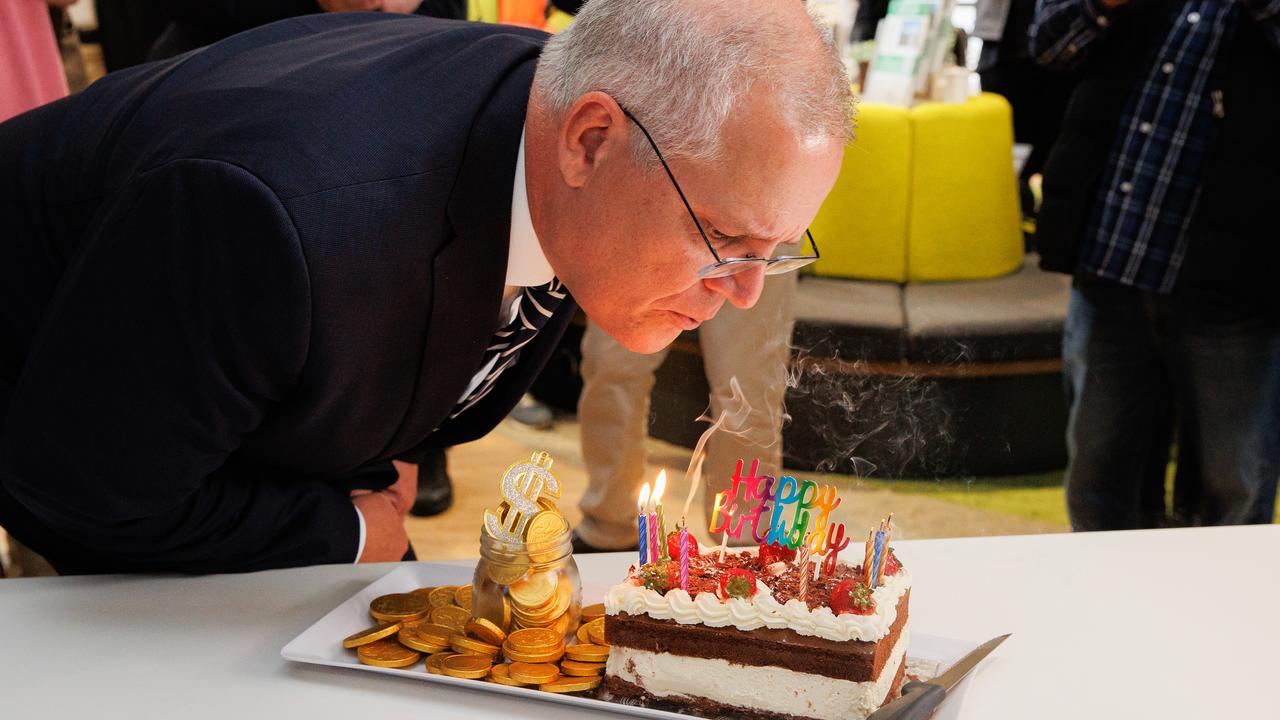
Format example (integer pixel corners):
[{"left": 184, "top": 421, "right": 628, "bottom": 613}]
[{"left": 603, "top": 464, "right": 909, "bottom": 720}]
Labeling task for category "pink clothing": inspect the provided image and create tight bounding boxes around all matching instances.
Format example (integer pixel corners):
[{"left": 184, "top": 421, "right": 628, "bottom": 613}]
[{"left": 0, "top": 0, "right": 69, "bottom": 122}]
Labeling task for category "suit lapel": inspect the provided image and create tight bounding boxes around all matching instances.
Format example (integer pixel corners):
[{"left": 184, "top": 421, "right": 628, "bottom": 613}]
[{"left": 380, "top": 55, "right": 539, "bottom": 458}]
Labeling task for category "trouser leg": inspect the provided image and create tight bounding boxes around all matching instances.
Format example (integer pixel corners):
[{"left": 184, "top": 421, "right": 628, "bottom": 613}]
[
  {"left": 575, "top": 321, "right": 668, "bottom": 548},
  {"left": 1063, "top": 282, "right": 1172, "bottom": 531},
  {"left": 1173, "top": 294, "right": 1280, "bottom": 525},
  {"left": 697, "top": 272, "right": 797, "bottom": 537}
]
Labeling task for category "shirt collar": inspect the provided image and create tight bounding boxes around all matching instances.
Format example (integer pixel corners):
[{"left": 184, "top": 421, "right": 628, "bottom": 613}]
[{"left": 506, "top": 129, "right": 554, "bottom": 288}]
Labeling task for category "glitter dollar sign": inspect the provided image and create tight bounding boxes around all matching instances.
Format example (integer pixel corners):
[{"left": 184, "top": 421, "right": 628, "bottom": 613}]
[{"left": 483, "top": 451, "right": 561, "bottom": 543}]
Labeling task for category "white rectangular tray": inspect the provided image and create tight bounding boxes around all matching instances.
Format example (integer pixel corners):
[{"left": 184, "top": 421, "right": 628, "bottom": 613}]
[{"left": 282, "top": 563, "right": 984, "bottom": 719}]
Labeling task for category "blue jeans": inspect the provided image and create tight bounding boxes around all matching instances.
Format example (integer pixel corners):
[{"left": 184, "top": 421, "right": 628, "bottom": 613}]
[{"left": 1063, "top": 280, "right": 1280, "bottom": 530}]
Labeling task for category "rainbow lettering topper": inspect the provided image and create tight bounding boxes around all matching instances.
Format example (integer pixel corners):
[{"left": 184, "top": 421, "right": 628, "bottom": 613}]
[{"left": 708, "top": 459, "right": 851, "bottom": 558}]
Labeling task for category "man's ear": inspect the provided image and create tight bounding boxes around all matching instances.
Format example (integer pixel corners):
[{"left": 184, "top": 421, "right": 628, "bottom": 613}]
[{"left": 558, "top": 91, "right": 626, "bottom": 189}]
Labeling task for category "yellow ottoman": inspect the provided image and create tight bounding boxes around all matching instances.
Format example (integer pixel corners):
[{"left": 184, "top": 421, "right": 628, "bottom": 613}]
[{"left": 810, "top": 93, "right": 1023, "bottom": 283}]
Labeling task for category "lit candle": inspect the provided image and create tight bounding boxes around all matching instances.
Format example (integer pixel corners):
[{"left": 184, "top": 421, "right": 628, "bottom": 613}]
[
  {"left": 653, "top": 471, "right": 669, "bottom": 561},
  {"left": 862, "top": 527, "right": 875, "bottom": 586},
  {"left": 637, "top": 482, "right": 651, "bottom": 566},
  {"left": 678, "top": 518, "right": 689, "bottom": 591},
  {"left": 872, "top": 528, "right": 886, "bottom": 588}
]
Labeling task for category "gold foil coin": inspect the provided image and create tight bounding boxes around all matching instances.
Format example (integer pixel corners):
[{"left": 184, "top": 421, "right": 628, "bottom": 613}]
[
  {"left": 580, "top": 603, "right": 606, "bottom": 622},
  {"left": 428, "top": 586, "right": 459, "bottom": 609},
  {"left": 506, "top": 627, "right": 562, "bottom": 653},
  {"left": 563, "top": 644, "right": 610, "bottom": 663},
  {"left": 502, "top": 643, "right": 564, "bottom": 664},
  {"left": 398, "top": 624, "right": 451, "bottom": 654},
  {"left": 449, "top": 633, "right": 500, "bottom": 657},
  {"left": 488, "top": 663, "right": 529, "bottom": 686},
  {"left": 341, "top": 622, "right": 401, "bottom": 649},
  {"left": 465, "top": 618, "right": 507, "bottom": 646},
  {"left": 524, "top": 510, "right": 566, "bottom": 545},
  {"left": 586, "top": 618, "right": 608, "bottom": 646},
  {"left": 509, "top": 571, "right": 558, "bottom": 609},
  {"left": 356, "top": 638, "right": 421, "bottom": 668},
  {"left": 424, "top": 651, "right": 458, "bottom": 675},
  {"left": 507, "top": 661, "right": 561, "bottom": 685},
  {"left": 560, "top": 659, "right": 606, "bottom": 676},
  {"left": 430, "top": 605, "right": 470, "bottom": 631},
  {"left": 453, "top": 585, "right": 473, "bottom": 611},
  {"left": 539, "top": 675, "right": 602, "bottom": 694},
  {"left": 369, "top": 593, "right": 431, "bottom": 623},
  {"left": 440, "top": 654, "right": 492, "bottom": 679},
  {"left": 399, "top": 622, "right": 453, "bottom": 648},
  {"left": 575, "top": 624, "right": 592, "bottom": 645}
]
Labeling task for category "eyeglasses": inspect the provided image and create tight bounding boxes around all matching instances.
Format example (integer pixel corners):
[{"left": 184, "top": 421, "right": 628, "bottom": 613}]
[{"left": 620, "top": 107, "right": 821, "bottom": 279}]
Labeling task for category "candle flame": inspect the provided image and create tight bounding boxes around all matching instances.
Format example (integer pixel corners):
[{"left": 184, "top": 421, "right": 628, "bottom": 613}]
[
  {"left": 638, "top": 482, "right": 651, "bottom": 512},
  {"left": 653, "top": 470, "right": 667, "bottom": 504}
]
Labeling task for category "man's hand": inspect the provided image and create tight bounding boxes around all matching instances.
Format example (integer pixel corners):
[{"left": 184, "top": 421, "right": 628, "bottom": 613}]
[
  {"left": 318, "top": 0, "right": 383, "bottom": 12},
  {"left": 352, "top": 460, "right": 418, "bottom": 562}
]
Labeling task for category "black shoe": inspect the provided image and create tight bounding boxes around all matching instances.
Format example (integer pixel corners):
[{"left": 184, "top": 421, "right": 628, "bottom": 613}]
[
  {"left": 571, "top": 531, "right": 638, "bottom": 554},
  {"left": 410, "top": 448, "right": 453, "bottom": 517},
  {"left": 508, "top": 393, "right": 554, "bottom": 430}
]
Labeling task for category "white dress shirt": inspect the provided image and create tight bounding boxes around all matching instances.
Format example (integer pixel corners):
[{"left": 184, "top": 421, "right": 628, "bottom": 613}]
[{"left": 353, "top": 128, "right": 551, "bottom": 562}]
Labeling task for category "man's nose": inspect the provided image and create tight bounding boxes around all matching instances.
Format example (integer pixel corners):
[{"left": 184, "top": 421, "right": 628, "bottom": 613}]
[{"left": 702, "top": 264, "right": 767, "bottom": 309}]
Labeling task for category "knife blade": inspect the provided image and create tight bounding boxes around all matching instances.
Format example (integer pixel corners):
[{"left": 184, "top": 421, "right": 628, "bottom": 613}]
[{"left": 865, "top": 633, "right": 1010, "bottom": 720}]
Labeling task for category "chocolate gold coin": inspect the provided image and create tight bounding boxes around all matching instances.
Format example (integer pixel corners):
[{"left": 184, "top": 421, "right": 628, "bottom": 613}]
[
  {"left": 369, "top": 593, "right": 431, "bottom": 623},
  {"left": 507, "top": 661, "right": 560, "bottom": 685},
  {"left": 428, "top": 586, "right": 459, "bottom": 609},
  {"left": 449, "top": 633, "right": 501, "bottom": 657},
  {"left": 430, "top": 605, "right": 470, "bottom": 631},
  {"left": 539, "top": 675, "right": 602, "bottom": 694},
  {"left": 502, "top": 643, "right": 564, "bottom": 664},
  {"left": 399, "top": 622, "right": 453, "bottom": 648},
  {"left": 580, "top": 603, "right": 606, "bottom": 622},
  {"left": 440, "top": 653, "right": 492, "bottom": 679},
  {"left": 398, "top": 624, "right": 451, "bottom": 654},
  {"left": 506, "top": 627, "right": 562, "bottom": 653},
  {"left": 453, "top": 585, "right": 473, "bottom": 611},
  {"left": 424, "top": 651, "right": 458, "bottom": 675},
  {"left": 341, "top": 622, "right": 401, "bottom": 649},
  {"left": 465, "top": 618, "right": 507, "bottom": 646},
  {"left": 560, "top": 659, "right": 605, "bottom": 676},
  {"left": 563, "top": 644, "right": 610, "bottom": 663},
  {"left": 524, "top": 509, "right": 566, "bottom": 545},
  {"left": 509, "top": 571, "right": 557, "bottom": 609},
  {"left": 487, "top": 663, "right": 529, "bottom": 687},
  {"left": 356, "top": 638, "right": 421, "bottom": 668},
  {"left": 585, "top": 618, "right": 608, "bottom": 646},
  {"left": 575, "top": 624, "right": 592, "bottom": 645}
]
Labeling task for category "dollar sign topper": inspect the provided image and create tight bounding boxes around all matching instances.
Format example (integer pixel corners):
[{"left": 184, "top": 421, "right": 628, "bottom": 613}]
[{"left": 483, "top": 451, "right": 561, "bottom": 543}]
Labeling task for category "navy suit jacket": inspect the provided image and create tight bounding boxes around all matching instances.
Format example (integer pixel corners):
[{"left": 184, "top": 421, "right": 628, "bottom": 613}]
[{"left": 0, "top": 14, "right": 576, "bottom": 574}]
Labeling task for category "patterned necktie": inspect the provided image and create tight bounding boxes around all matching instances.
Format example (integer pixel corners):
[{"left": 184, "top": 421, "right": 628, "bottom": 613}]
[{"left": 451, "top": 277, "right": 567, "bottom": 418}]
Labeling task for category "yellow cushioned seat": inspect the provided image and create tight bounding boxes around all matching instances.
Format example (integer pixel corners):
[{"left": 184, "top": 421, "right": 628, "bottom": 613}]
[{"left": 810, "top": 93, "right": 1023, "bottom": 283}]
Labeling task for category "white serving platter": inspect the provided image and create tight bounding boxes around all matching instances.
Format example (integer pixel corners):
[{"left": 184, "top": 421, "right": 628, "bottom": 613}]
[{"left": 282, "top": 563, "right": 985, "bottom": 719}]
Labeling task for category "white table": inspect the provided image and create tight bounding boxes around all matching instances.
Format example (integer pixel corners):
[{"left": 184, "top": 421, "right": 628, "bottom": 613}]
[{"left": 1, "top": 525, "right": 1276, "bottom": 718}]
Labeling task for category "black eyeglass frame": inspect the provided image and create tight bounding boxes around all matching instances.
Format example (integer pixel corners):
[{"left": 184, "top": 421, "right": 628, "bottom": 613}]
[{"left": 619, "top": 106, "right": 821, "bottom": 279}]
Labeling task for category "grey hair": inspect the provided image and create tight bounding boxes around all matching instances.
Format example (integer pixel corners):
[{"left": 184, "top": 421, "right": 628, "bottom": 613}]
[{"left": 533, "top": 0, "right": 855, "bottom": 168}]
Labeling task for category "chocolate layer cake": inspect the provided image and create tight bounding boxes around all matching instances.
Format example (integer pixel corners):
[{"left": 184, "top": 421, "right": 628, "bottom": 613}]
[{"left": 603, "top": 549, "right": 910, "bottom": 720}]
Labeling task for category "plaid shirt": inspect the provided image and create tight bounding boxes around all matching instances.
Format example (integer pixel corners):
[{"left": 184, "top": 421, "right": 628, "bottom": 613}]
[{"left": 1030, "top": 0, "right": 1280, "bottom": 293}]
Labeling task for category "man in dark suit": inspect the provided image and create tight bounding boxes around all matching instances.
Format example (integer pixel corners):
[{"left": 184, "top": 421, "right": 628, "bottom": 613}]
[{"left": 0, "top": 1, "right": 852, "bottom": 575}]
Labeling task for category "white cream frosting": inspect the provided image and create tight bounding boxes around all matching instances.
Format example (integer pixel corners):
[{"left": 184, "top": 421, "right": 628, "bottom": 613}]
[
  {"left": 604, "top": 568, "right": 911, "bottom": 643},
  {"left": 607, "top": 627, "right": 911, "bottom": 720}
]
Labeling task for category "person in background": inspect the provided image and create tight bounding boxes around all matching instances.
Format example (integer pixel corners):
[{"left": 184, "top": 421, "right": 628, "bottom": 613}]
[
  {"left": 0, "top": 0, "right": 76, "bottom": 122},
  {"left": 973, "top": 0, "right": 1075, "bottom": 240},
  {"left": 574, "top": 273, "right": 798, "bottom": 552},
  {"left": 1031, "top": 0, "right": 1280, "bottom": 530}
]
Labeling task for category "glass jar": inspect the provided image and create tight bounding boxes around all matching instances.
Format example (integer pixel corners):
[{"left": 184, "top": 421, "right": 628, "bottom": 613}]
[{"left": 473, "top": 528, "right": 581, "bottom": 642}]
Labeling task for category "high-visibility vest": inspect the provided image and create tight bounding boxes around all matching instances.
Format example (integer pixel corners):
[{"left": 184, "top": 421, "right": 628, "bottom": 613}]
[{"left": 468, "top": 0, "right": 548, "bottom": 29}]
